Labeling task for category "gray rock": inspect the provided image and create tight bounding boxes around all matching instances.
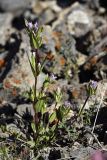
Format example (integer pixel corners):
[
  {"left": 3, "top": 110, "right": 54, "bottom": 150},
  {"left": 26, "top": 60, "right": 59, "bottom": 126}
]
[
  {"left": 40, "top": 8, "right": 56, "bottom": 24},
  {"left": 67, "top": 9, "right": 93, "bottom": 37},
  {"left": 71, "top": 147, "right": 95, "bottom": 160},
  {"left": 0, "top": 13, "right": 13, "bottom": 45},
  {"left": 17, "top": 104, "right": 34, "bottom": 116},
  {"left": 3, "top": 46, "right": 47, "bottom": 92},
  {"left": 7, "top": 124, "right": 21, "bottom": 134},
  {"left": 0, "top": 0, "right": 31, "bottom": 14}
]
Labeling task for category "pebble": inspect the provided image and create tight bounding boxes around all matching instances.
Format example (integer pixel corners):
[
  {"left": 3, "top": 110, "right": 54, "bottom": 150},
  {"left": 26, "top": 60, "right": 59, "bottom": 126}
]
[
  {"left": 40, "top": 8, "right": 56, "bottom": 24},
  {"left": 67, "top": 9, "right": 93, "bottom": 37}
]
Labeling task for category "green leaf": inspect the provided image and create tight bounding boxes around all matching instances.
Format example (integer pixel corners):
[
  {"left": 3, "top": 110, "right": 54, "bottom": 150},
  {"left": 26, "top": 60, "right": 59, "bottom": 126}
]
[
  {"left": 56, "top": 106, "right": 70, "bottom": 122},
  {"left": 42, "top": 77, "right": 50, "bottom": 89},
  {"left": 27, "top": 54, "right": 35, "bottom": 77},
  {"left": 30, "top": 32, "right": 39, "bottom": 49},
  {"left": 50, "top": 124, "right": 56, "bottom": 132},
  {"left": 30, "top": 54, "right": 35, "bottom": 69},
  {"left": 35, "top": 99, "right": 46, "bottom": 114},
  {"left": 39, "top": 125, "right": 45, "bottom": 134},
  {"left": 49, "top": 112, "right": 56, "bottom": 123},
  {"left": 31, "top": 122, "right": 36, "bottom": 133},
  {"left": 27, "top": 141, "right": 35, "bottom": 148},
  {"left": 31, "top": 27, "right": 43, "bottom": 49},
  {"left": 40, "top": 56, "right": 47, "bottom": 73}
]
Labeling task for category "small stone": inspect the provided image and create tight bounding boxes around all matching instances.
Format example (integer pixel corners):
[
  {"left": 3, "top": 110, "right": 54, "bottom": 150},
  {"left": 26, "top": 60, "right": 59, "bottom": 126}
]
[
  {"left": 40, "top": 8, "right": 56, "bottom": 24},
  {"left": 33, "top": 1, "right": 61, "bottom": 14},
  {"left": 77, "top": 52, "right": 87, "bottom": 66},
  {"left": 67, "top": 9, "right": 93, "bottom": 37}
]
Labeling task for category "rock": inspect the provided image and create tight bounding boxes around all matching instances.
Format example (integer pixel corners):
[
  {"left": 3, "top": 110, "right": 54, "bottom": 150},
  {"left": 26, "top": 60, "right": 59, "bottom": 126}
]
[
  {"left": 79, "top": 52, "right": 107, "bottom": 82},
  {"left": 0, "top": 13, "right": 13, "bottom": 45},
  {"left": 7, "top": 123, "right": 26, "bottom": 138},
  {"left": 0, "top": 0, "right": 31, "bottom": 14},
  {"left": 2, "top": 30, "right": 47, "bottom": 93},
  {"left": 7, "top": 124, "right": 21, "bottom": 134},
  {"left": 80, "top": 0, "right": 100, "bottom": 9},
  {"left": 77, "top": 52, "right": 87, "bottom": 66},
  {"left": 17, "top": 104, "right": 34, "bottom": 116},
  {"left": 71, "top": 147, "right": 95, "bottom": 160},
  {"left": 0, "top": 32, "right": 22, "bottom": 82},
  {"left": 67, "top": 8, "right": 93, "bottom": 37},
  {"left": 40, "top": 8, "right": 56, "bottom": 24},
  {"left": 52, "top": 2, "right": 93, "bottom": 38},
  {"left": 42, "top": 25, "right": 56, "bottom": 53},
  {"left": 33, "top": 1, "right": 61, "bottom": 14},
  {"left": 3, "top": 51, "right": 34, "bottom": 92}
]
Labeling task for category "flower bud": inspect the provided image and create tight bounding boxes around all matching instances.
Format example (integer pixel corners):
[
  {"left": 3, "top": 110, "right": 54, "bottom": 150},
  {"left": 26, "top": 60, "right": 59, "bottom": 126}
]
[
  {"left": 50, "top": 74, "right": 57, "bottom": 81},
  {"left": 87, "top": 80, "right": 98, "bottom": 96},
  {"left": 28, "top": 22, "right": 33, "bottom": 29},
  {"left": 34, "top": 22, "right": 38, "bottom": 31},
  {"left": 64, "top": 101, "right": 71, "bottom": 107}
]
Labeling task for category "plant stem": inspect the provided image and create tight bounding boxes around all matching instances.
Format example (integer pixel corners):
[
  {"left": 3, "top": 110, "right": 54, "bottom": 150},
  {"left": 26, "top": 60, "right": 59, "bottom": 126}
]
[
  {"left": 78, "top": 95, "right": 90, "bottom": 117},
  {"left": 33, "top": 49, "right": 39, "bottom": 142},
  {"left": 49, "top": 120, "right": 59, "bottom": 142},
  {"left": 33, "top": 49, "right": 38, "bottom": 112}
]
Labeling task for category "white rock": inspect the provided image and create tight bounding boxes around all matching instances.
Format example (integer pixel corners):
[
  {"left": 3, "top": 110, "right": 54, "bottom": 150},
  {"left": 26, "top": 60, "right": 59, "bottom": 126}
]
[{"left": 67, "top": 9, "right": 92, "bottom": 37}]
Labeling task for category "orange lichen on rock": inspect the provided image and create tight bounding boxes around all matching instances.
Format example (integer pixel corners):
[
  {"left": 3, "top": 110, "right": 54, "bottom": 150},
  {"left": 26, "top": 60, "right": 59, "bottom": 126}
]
[
  {"left": 0, "top": 59, "right": 5, "bottom": 68},
  {"left": 52, "top": 31, "right": 62, "bottom": 50},
  {"left": 71, "top": 88, "right": 79, "bottom": 99},
  {"left": 59, "top": 56, "right": 66, "bottom": 66},
  {"left": 46, "top": 52, "right": 54, "bottom": 60},
  {"left": 11, "top": 78, "right": 21, "bottom": 85}
]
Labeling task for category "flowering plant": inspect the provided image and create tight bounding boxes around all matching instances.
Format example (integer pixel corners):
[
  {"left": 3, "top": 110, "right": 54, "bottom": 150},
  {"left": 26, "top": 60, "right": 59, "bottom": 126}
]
[
  {"left": 25, "top": 20, "right": 71, "bottom": 149},
  {"left": 78, "top": 80, "right": 98, "bottom": 116}
]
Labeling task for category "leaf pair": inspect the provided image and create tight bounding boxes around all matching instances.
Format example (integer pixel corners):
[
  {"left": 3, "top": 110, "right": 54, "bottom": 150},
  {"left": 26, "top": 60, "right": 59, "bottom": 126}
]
[
  {"left": 56, "top": 106, "right": 70, "bottom": 122},
  {"left": 26, "top": 25, "right": 43, "bottom": 50}
]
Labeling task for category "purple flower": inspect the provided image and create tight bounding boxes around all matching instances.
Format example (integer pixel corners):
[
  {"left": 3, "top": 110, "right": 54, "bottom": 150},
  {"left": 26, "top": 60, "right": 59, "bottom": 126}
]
[
  {"left": 90, "top": 80, "right": 98, "bottom": 89},
  {"left": 87, "top": 80, "right": 98, "bottom": 96},
  {"left": 50, "top": 74, "right": 57, "bottom": 81},
  {"left": 28, "top": 22, "right": 33, "bottom": 29},
  {"left": 34, "top": 22, "right": 38, "bottom": 31},
  {"left": 64, "top": 101, "right": 71, "bottom": 107}
]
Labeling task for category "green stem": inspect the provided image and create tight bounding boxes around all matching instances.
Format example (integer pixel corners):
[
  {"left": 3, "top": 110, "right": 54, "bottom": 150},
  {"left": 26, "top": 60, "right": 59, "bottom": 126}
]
[
  {"left": 32, "top": 49, "right": 39, "bottom": 142},
  {"left": 49, "top": 120, "right": 59, "bottom": 142},
  {"left": 78, "top": 95, "right": 90, "bottom": 117},
  {"left": 33, "top": 49, "right": 38, "bottom": 112}
]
